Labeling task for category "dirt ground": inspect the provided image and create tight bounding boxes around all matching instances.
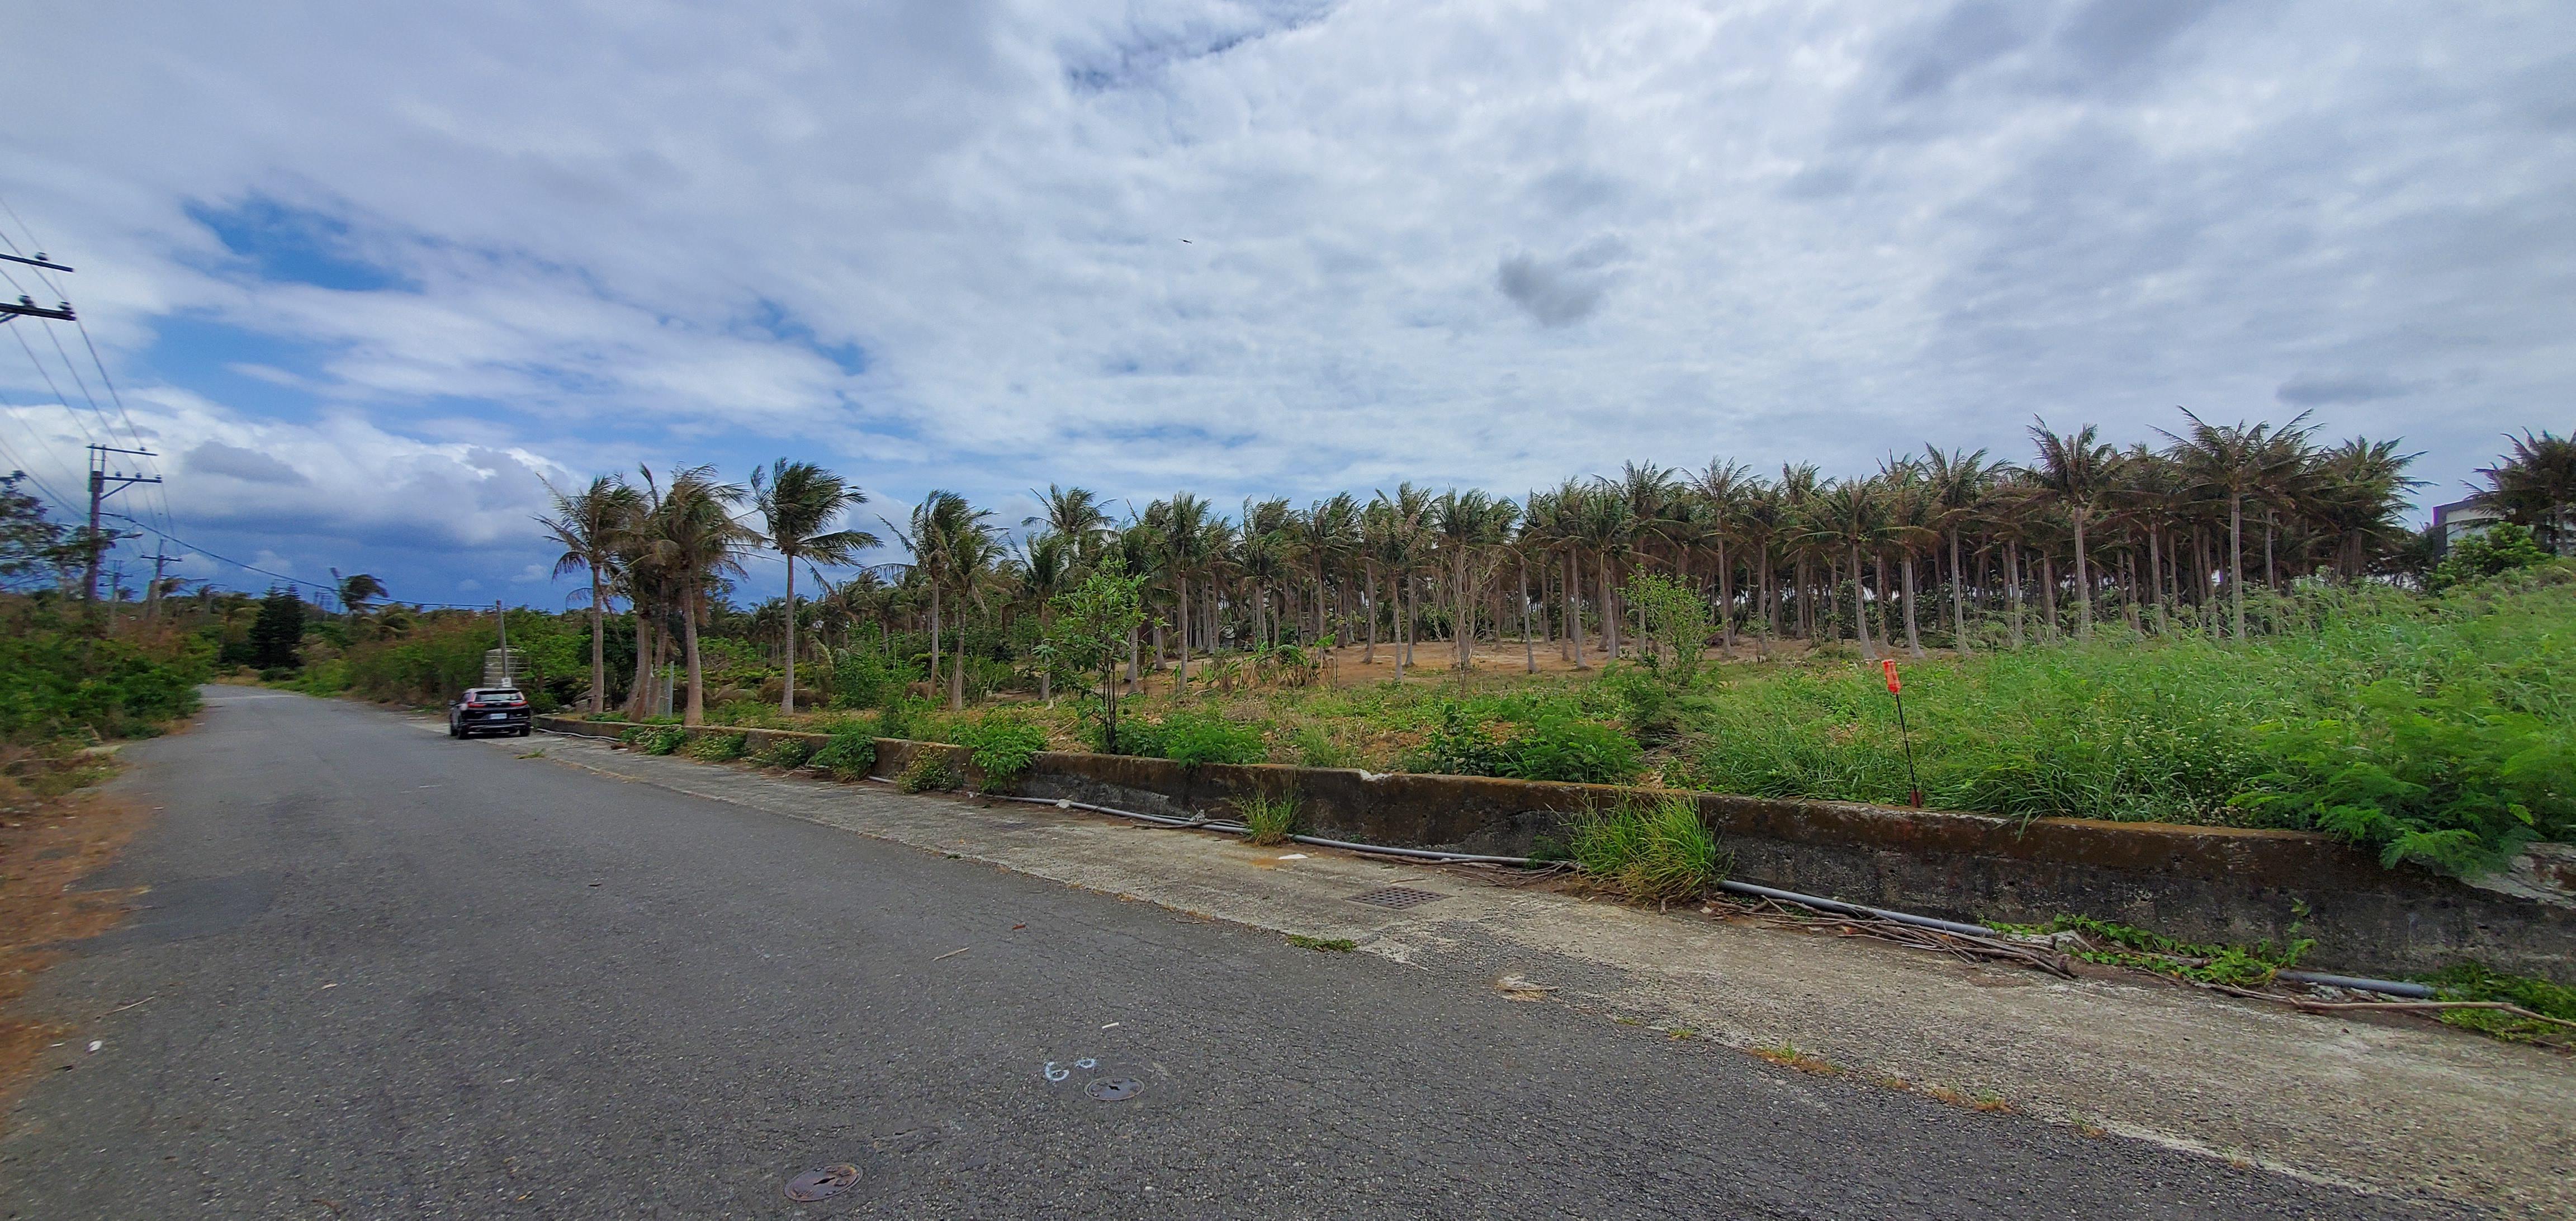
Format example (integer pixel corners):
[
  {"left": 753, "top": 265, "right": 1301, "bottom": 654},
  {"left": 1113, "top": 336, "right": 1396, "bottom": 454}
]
[{"left": 0, "top": 753, "right": 154, "bottom": 1126}]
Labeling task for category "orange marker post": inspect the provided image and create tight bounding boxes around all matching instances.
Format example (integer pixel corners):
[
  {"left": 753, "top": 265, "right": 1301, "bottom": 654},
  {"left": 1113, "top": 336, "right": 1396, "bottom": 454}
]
[{"left": 1882, "top": 659, "right": 1922, "bottom": 808}]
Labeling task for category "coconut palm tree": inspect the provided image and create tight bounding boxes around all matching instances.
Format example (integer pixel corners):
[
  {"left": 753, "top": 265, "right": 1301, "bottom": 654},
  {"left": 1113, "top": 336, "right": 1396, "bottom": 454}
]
[
  {"left": 641, "top": 465, "right": 756, "bottom": 726},
  {"left": 1429, "top": 489, "right": 1518, "bottom": 675},
  {"left": 2027, "top": 421, "right": 2122, "bottom": 639},
  {"left": 2161, "top": 410, "right": 2314, "bottom": 640},
  {"left": 1152, "top": 493, "right": 1215, "bottom": 692},
  {"left": 892, "top": 491, "right": 999, "bottom": 711},
  {"left": 1803, "top": 477, "right": 1887, "bottom": 657},
  {"left": 751, "top": 459, "right": 880, "bottom": 714},
  {"left": 1286, "top": 493, "right": 1360, "bottom": 647},
  {"left": 536, "top": 474, "right": 644, "bottom": 713},
  {"left": 2470, "top": 430, "right": 2576, "bottom": 555},
  {"left": 1918, "top": 447, "right": 1993, "bottom": 652},
  {"left": 1692, "top": 461, "right": 1753, "bottom": 654},
  {"left": 1025, "top": 484, "right": 1113, "bottom": 559}
]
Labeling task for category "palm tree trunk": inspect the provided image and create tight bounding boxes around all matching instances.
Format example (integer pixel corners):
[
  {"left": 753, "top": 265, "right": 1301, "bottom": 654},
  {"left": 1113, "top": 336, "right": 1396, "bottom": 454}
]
[
  {"left": 1901, "top": 555, "right": 1923, "bottom": 657},
  {"left": 1597, "top": 552, "right": 1617, "bottom": 659},
  {"left": 1850, "top": 545, "right": 1876, "bottom": 659},
  {"left": 1363, "top": 561, "right": 1379, "bottom": 663},
  {"left": 2039, "top": 553, "right": 2058, "bottom": 637},
  {"left": 928, "top": 583, "right": 943, "bottom": 697},
  {"left": 782, "top": 558, "right": 799, "bottom": 714},
  {"left": 683, "top": 586, "right": 707, "bottom": 726},
  {"left": 628, "top": 609, "right": 655, "bottom": 718},
  {"left": 2148, "top": 528, "right": 2167, "bottom": 634},
  {"left": 2072, "top": 510, "right": 2092, "bottom": 640},
  {"left": 2229, "top": 493, "right": 2246, "bottom": 641},
  {"left": 588, "top": 572, "right": 607, "bottom": 714},
  {"left": 2006, "top": 541, "right": 2026, "bottom": 648},
  {"left": 1568, "top": 551, "right": 1588, "bottom": 669},
  {"left": 1948, "top": 530, "right": 1971, "bottom": 654},
  {"left": 949, "top": 626, "right": 965, "bottom": 711},
  {"left": 1716, "top": 538, "right": 1735, "bottom": 655},
  {"left": 1520, "top": 551, "right": 1536, "bottom": 673},
  {"left": 1176, "top": 572, "right": 1191, "bottom": 692}
]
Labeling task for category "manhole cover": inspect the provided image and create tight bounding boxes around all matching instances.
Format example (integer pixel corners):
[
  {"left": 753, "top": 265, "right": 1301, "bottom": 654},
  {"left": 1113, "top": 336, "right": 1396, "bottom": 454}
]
[
  {"left": 1349, "top": 886, "right": 1443, "bottom": 909},
  {"left": 1086, "top": 1077, "right": 1142, "bottom": 1101},
  {"left": 783, "top": 1163, "right": 863, "bottom": 1201}
]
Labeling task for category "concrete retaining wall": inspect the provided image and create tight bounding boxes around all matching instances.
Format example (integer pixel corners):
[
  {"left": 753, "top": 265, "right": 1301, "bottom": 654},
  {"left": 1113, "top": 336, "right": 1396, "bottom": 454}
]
[{"left": 538, "top": 716, "right": 2576, "bottom": 982}]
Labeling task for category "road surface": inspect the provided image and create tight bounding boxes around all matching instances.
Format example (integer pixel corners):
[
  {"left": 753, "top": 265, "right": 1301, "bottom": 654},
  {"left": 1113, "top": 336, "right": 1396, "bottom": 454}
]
[{"left": 0, "top": 688, "right": 2457, "bottom": 1218}]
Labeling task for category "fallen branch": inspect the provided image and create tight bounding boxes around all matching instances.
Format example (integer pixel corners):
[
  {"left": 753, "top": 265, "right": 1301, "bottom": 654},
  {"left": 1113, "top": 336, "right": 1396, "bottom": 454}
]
[{"left": 2286, "top": 998, "right": 2576, "bottom": 1029}]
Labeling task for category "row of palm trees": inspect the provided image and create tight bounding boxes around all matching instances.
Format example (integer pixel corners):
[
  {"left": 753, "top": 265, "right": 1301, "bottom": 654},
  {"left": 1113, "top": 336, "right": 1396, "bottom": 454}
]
[{"left": 541, "top": 414, "right": 2567, "bottom": 721}]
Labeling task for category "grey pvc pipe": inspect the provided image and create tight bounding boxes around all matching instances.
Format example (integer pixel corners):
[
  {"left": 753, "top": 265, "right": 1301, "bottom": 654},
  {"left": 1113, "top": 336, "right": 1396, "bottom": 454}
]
[
  {"left": 1716, "top": 879, "right": 2002, "bottom": 939},
  {"left": 2275, "top": 971, "right": 2435, "bottom": 998}
]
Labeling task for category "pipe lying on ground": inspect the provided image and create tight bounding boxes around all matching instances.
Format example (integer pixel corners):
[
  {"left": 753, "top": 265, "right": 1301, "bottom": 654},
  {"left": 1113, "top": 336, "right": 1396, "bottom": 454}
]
[
  {"left": 2276, "top": 971, "right": 2436, "bottom": 999},
  {"left": 553, "top": 729, "right": 2448, "bottom": 1001}
]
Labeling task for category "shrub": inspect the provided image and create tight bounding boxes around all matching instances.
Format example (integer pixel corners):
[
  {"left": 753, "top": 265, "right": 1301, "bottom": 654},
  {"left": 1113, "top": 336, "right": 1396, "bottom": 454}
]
[
  {"left": 1237, "top": 789, "right": 1301, "bottom": 846},
  {"left": 831, "top": 649, "right": 903, "bottom": 710},
  {"left": 964, "top": 716, "right": 1050, "bottom": 785},
  {"left": 2421, "top": 961, "right": 2576, "bottom": 1048},
  {"left": 757, "top": 737, "right": 816, "bottom": 769},
  {"left": 621, "top": 725, "right": 688, "bottom": 755},
  {"left": 1156, "top": 712, "right": 1267, "bottom": 768},
  {"left": 1290, "top": 723, "right": 1360, "bottom": 769},
  {"left": 1501, "top": 715, "right": 1644, "bottom": 785},
  {"left": 812, "top": 731, "right": 878, "bottom": 780},
  {"left": 2427, "top": 523, "right": 2551, "bottom": 592},
  {"left": 1406, "top": 703, "right": 1508, "bottom": 776},
  {"left": 897, "top": 751, "right": 962, "bottom": 793},
  {"left": 1568, "top": 793, "right": 1730, "bottom": 904},
  {"left": 685, "top": 732, "right": 747, "bottom": 762}
]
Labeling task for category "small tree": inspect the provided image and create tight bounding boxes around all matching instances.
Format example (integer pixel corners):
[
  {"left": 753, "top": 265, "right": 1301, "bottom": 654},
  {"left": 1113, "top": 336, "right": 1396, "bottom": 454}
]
[
  {"left": 1623, "top": 572, "right": 1711, "bottom": 685},
  {"left": 1044, "top": 556, "right": 1147, "bottom": 753},
  {"left": 249, "top": 588, "right": 307, "bottom": 670},
  {"left": 2428, "top": 522, "right": 2552, "bottom": 591}
]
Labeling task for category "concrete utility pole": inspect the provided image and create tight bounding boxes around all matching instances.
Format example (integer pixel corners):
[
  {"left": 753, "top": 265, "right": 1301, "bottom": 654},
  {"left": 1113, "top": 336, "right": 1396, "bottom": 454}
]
[
  {"left": 85, "top": 444, "right": 159, "bottom": 607},
  {"left": 142, "top": 547, "right": 181, "bottom": 626}
]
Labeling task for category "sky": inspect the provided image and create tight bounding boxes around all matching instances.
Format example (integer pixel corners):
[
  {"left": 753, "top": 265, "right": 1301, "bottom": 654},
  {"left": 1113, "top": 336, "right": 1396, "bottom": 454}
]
[{"left": 1, "top": 1, "right": 2571, "bottom": 608}]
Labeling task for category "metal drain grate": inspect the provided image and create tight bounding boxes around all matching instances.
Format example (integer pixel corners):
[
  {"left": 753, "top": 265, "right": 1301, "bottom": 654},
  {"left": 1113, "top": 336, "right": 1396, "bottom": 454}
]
[{"left": 1349, "top": 886, "right": 1443, "bottom": 910}]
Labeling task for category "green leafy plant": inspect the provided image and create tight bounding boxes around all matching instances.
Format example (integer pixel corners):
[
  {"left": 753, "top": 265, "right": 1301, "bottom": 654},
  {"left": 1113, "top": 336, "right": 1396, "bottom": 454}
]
[
  {"left": 1154, "top": 712, "right": 1267, "bottom": 767},
  {"left": 964, "top": 715, "right": 1050, "bottom": 784},
  {"left": 897, "top": 751, "right": 962, "bottom": 793},
  {"left": 811, "top": 731, "right": 877, "bottom": 780},
  {"left": 1502, "top": 714, "right": 1645, "bottom": 785},
  {"left": 1406, "top": 702, "right": 1508, "bottom": 777},
  {"left": 622, "top": 724, "right": 688, "bottom": 755},
  {"left": 757, "top": 737, "right": 816, "bottom": 769},
  {"left": 2428, "top": 523, "right": 2552, "bottom": 592},
  {"left": 685, "top": 731, "right": 747, "bottom": 762},
  {"left": 1237, "top": 789, "right": 1301, "bottom": 845},
  {"left": 1567, "top": 793, "right": 1730, "bottom": 904},
  {"left": 1999, "top": 914, "right": 2310, "bottom": 988},
  {"left": 1289, "top": 724, "right": 1360, "bottom": 769},
  {"left": 2418, "top": 961, "right": 2576, "bottom": 1048}
]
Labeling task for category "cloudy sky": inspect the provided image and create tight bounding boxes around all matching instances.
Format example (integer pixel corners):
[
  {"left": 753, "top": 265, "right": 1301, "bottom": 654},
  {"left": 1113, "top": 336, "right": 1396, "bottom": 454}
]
[{"left": 2, "top": 1, "right": 2570, "bottom": 607}]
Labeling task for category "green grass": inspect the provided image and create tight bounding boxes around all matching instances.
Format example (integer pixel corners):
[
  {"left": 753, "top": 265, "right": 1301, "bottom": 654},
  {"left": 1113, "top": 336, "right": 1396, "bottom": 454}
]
[
  {"left": 1236, "top": 789, "right": 1301, "bottom": 846},
  {"left": 2419, "top": 962, "right": 2576, "bottom": 1048},
  {"left": 1568, "top": 792, "right": 1731, "bottom": 904},
  {"left": 1286, "top": 934, "right": 1356, "bottom": 952},
  {"left": 683, "top": 731, "right": 747, "bottom": 763},
  {"left": 897, "top": 751, "right": 962, "bottom": 793},
  {"left": 649, "top": 566, "right": 2576, "bottom": 877},
  {"left": 1995, "top": 914, "right": 2310, "bottom": 988}
]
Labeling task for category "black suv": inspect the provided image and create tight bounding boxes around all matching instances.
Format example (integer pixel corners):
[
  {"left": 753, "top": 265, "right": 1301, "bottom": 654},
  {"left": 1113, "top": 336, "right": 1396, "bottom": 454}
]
[{"left": 447, "top": 688, "right": 533, "bottom": 738}]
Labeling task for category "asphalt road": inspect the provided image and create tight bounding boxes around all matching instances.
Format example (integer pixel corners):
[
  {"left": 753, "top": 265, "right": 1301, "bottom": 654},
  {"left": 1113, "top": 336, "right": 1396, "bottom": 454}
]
[{"left": 0, "top": 688, "right": 2455, "bottom": 1219}]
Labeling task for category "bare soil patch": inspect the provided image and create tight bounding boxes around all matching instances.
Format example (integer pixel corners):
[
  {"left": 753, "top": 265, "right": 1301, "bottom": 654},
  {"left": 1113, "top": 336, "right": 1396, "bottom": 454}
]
[{"left": 0, "top": 755, "right": 153, "bottom": 1124}]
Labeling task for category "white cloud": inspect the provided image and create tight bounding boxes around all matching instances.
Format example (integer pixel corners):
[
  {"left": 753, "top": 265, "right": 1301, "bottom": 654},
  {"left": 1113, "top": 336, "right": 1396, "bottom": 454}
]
[{"left": 1, "top": 0, "right": 2570, "bottom": 595}]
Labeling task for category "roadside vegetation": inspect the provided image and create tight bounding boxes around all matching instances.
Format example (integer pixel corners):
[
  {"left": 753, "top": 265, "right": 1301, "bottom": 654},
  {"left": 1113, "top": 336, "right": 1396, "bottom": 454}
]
[{"left": 184, "top": 420, "right": 2576, "bottom": 878}]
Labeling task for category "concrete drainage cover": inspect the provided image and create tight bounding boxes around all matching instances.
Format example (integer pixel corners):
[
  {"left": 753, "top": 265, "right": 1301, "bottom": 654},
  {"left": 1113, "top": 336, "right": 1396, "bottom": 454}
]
[
  {"left": 783, "top": 1164, "right": 863, "bottom": 1201},
  {"left": 1086, "top": 1077, "right": 1142, "bottom": 1101},
  {"left": 1349, "top": 886, "right": 1443, "bottom": 910}
]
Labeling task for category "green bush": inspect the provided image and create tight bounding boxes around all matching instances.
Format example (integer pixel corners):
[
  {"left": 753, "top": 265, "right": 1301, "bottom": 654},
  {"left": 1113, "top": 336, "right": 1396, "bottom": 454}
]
[
  {"left": 1568, "top": 794, "right": 1730, "bottom": 904},
  {"left": 757, "top": 737, "right": 816, "bottom": 769},
  {"left": 1406, "top": 703, "right": 1508, "bottom": 776},
  {"left": 1155, "top": 712, "right": 1267, "bottom": 767},
  {"left": 897, "top": 751, "right": 962, "bottom": 793},
  {"left": 964, "top": 716, "right": 1050, "bottom": 784},
  {"left": 684, "top": 731, "right": 747, "bottom": 762},
  {"left": 1502, "top": 714, "right": 1645, "bottom": 785},
  {"left": 621, "top": 724, "right": 688, "bottom": 755},
  {"left": 1289, "top": 723, "right": 1361, "bottom": 769},
  {"left": 0, "top": 618, "right": 209, "bottom": 744},
  {"left": 2420, "top": 961, "right": 2576, "bottom": 1048},
  {"left": 2427, "top": 523, "right": 2551, "bottom": 592},
  {"left": 812, "top": 731, "right": 878, "bottom": 780},
  {"left": 831, "top": 649, "right": 905, "bottom": 710}
]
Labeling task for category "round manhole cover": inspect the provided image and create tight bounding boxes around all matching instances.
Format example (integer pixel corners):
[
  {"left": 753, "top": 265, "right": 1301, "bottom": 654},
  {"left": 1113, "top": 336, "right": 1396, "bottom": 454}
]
[
  {"left": 1086, "top": 1077, "right": 1142, "bottom": 1101},
  {"left": 783, "top": 1163, "right": 863, "bottom": 1201}
]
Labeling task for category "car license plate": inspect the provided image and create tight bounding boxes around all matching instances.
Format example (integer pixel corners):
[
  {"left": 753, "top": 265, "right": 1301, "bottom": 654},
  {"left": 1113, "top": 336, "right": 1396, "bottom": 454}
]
[{"left": 486, "top": 712, "right": 510, "bottom": 720}]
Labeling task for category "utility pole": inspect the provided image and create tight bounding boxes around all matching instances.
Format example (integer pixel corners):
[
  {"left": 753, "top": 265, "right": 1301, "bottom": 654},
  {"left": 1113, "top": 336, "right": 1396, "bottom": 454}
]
[
  {"left": 142, "top": 547, "right": 181, "bottom": 626},
  {"left": 85, "top": 444, "right": 159, "bottom": 608}
]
